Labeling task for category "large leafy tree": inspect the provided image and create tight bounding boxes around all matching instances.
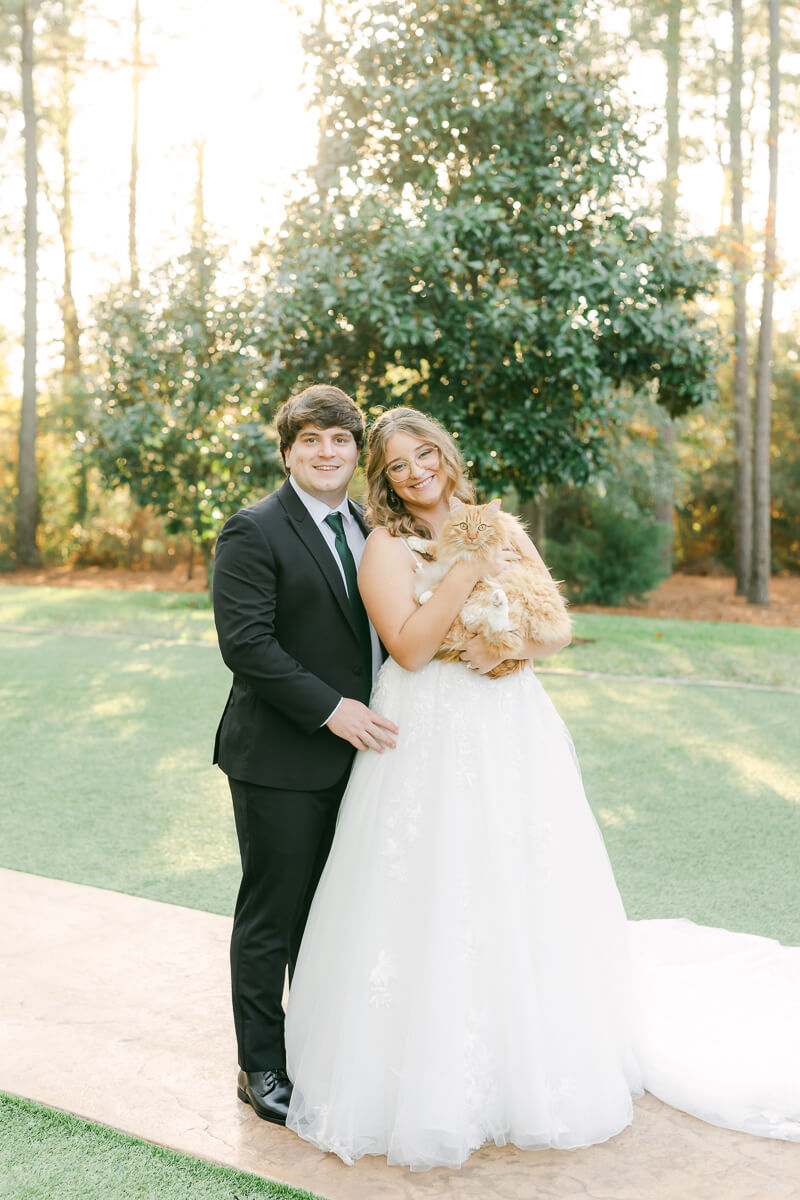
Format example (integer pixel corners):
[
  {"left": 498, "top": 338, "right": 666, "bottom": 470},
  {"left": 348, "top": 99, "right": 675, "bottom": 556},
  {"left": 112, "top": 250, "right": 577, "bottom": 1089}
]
[
  {"left": 88, "top": 249, "right": 282, "bottom": 581},
  {"left": 262, "top": 0, "right": 719, "bottom": 498}
]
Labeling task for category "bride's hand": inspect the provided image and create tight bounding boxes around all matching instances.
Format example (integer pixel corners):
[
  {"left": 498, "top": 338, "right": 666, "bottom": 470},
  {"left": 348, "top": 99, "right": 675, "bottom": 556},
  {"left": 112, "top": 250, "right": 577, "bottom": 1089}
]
[
  {"left": 459, "top": 633, "right": 505, "bottom": 675},
  {"left": 456, "top": 545, "right": 519, "bottom": 588},
  {"left": 486, "top": 544, "right": 520, "bottom": 578}
]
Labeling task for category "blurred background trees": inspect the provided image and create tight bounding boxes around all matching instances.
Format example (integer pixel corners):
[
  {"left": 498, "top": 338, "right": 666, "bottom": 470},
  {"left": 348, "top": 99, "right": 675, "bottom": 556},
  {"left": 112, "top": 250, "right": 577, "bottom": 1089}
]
[
  {"left": 89, "top": 247, "right": 281, "bottom": 584},
  {"left": 0, "top": 0, "right": 797, "bottom": 605}
]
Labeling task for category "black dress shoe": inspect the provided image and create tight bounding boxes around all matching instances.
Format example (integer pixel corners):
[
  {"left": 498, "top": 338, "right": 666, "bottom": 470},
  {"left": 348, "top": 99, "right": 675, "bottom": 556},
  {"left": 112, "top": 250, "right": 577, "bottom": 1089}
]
[{"left": 237, "top": 1068, "right": 293, "bottom": 1125}]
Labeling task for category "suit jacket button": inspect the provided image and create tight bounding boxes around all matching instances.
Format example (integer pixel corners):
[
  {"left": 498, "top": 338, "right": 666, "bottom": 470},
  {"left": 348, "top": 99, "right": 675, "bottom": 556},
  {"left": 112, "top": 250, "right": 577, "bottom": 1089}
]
[{"left": 353, "top": 665, "right": 363, "bottom": 676}]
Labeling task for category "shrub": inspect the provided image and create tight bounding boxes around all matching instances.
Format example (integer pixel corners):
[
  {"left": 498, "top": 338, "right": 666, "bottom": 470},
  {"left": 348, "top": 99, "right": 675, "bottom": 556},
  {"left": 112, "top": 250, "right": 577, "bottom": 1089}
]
[{"left": 545, "top": 494, "right": 670, "bottom": 606}]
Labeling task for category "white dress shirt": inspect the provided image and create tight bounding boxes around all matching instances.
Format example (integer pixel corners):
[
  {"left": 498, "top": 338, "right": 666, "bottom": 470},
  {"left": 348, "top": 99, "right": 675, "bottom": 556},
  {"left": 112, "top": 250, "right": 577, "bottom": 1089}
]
[{"left": 288, "top": 477, "right": 382, "bottom": 720}]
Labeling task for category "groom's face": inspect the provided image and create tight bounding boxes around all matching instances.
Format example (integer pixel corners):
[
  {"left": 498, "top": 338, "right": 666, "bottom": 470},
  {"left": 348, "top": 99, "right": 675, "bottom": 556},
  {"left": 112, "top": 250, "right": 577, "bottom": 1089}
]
[{"left": 284, "top": 423, "right": 359, "bottom": 507}]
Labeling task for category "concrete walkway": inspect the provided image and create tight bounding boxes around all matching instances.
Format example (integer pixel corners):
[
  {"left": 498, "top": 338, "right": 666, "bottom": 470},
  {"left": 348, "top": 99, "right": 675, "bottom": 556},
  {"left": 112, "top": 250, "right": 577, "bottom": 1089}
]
[{"left": 2, "top": 866, "right": 797, "bottom": 1200}]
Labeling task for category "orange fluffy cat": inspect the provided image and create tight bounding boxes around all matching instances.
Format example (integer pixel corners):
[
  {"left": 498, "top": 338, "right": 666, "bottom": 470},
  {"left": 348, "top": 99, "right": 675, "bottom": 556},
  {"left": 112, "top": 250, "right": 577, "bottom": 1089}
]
[{"left": 409, "top": 498, "right": 571, "bottom": 678}]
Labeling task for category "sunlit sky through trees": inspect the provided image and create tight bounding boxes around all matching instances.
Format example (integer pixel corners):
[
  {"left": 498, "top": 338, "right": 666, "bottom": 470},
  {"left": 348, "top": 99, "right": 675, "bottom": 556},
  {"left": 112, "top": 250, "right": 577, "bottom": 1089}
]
[{"left": 1, "top": 0, "right": 799, "bottom": 379}]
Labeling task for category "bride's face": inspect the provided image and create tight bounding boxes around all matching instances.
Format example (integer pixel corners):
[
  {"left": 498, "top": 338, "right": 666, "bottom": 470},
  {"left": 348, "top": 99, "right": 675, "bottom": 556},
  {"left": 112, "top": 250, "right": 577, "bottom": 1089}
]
[{"left": 384, "top": 431, "right": 448, "bottom": 513}]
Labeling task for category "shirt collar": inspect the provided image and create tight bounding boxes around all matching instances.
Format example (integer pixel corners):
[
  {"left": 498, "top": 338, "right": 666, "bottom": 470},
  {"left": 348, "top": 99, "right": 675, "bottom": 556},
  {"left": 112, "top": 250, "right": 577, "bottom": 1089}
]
[{"left": 289, "top": 475, "right": 352, "bottom": 527}]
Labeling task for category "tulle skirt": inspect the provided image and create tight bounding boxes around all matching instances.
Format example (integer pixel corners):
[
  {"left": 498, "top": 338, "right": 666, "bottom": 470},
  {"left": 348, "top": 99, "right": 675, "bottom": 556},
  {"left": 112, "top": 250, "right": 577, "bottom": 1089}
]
[{"left": 285, "top": 659, "right": 800, "bottom": 1169}]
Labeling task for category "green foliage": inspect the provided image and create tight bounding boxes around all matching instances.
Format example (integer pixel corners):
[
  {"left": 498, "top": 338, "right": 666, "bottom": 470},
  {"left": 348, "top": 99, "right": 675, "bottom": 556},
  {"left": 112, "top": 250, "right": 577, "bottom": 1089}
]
[
  {"left": 534, "top": 389, "right": 673, "bottom": 604},
  {"left": 261, "top": 0, "right": 720, "bottom": 498},
  {"left": 546, "top": 490, "right": 669, "bottom": 604},
  {"left": 770, "top": 343, "right": 800, "bottom": 568},
  {"left": 675, "top": 330, "right": 800, "bottom": 573},
  {"left": 87, "top": 248, "right": 282, "bottom": 574},
  {"left": 0, "top": 355, "right": 15, "bottom": 570}
]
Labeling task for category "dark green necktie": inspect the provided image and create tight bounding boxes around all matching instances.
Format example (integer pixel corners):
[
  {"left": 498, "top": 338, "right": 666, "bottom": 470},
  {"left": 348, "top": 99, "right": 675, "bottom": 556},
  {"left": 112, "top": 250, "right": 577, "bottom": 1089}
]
[{"left": 324, "top": 511, "right": 373, "bottom": 702}]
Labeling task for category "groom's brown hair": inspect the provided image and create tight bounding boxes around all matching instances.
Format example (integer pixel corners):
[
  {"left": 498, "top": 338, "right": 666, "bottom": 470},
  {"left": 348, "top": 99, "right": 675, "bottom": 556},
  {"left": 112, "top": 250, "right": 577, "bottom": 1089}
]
[{"left": 276, "top": 385, "right": 365, "bottom": 468}]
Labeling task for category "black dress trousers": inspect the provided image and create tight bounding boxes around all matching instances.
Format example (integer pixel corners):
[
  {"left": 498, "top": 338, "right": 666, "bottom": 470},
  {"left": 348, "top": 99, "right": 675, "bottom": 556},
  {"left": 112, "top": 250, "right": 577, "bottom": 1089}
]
[{"left": 228, "top": 769, "right": 349, "bottom": 1071}]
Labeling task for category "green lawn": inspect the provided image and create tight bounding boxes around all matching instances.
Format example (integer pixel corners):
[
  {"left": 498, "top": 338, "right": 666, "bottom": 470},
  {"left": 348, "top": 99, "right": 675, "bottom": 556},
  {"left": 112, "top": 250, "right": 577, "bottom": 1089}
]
[
  {"left": 548, "top": 673, "right": 799, "bottom": 943},
  {"left": 1, "top": 626, "right": 236, "bottom": 913},
  {"left": 551, "top": 610, "right": 800, "bottom": 689},
  {"left": 1, "top": 584, "right": 798, "bottom": 939},
  {"left": 0, "top": 1094, "right": 318, "bottom": 1200},
  {"left": 1, "top": 583, "right": 798, "bottom": 1198},
  {"left": 3, "top": 584, "right": 800, "bottom": 685},
  {"left": 0, "top": 584, "right": 217, "bottom": 643}
]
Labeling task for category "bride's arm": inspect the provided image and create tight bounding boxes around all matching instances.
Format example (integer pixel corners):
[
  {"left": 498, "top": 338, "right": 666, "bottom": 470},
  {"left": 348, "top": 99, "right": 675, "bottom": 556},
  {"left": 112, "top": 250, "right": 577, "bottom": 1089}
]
[{"left": 358, "top": 528, "right": 487, "bottom": 673}]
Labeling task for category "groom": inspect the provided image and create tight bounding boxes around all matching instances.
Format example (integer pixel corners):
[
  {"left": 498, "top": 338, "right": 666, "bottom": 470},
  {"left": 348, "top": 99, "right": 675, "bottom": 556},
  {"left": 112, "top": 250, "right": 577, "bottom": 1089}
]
[{"left": 212, "top": 384, "right": 397, "bottom": 1125}]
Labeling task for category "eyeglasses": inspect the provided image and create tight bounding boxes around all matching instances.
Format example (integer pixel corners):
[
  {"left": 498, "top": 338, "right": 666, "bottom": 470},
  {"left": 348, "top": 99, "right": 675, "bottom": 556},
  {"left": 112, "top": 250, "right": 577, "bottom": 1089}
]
[{"left": 385, "top": 445, "right": 440, "bottom": 483}]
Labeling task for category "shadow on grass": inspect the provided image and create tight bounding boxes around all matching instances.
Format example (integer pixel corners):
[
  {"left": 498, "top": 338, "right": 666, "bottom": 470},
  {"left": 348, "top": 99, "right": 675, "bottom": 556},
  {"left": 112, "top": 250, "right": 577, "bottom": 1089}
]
[
  {"left": 2, "top": 627, "right": 798, "bottom": 946},
  {"left": 1, "top": 631, "right": 239, "bottom": 916},
  {"left": 545, "top": 675, "right": 800, "bottom": 946},
  {"left": 0, "top": 586, "right": 215, "bottom": 642},
  {"left": 554, "top": 613, "right": 800, "bottom": 688}
]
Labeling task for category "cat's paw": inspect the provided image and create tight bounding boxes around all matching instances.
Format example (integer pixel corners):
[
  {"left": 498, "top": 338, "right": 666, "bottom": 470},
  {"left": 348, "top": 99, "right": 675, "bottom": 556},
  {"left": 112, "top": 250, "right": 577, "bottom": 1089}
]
[
  {"left": 407, "top": 536, "right": 434, "bottom": 557},
  {"left": 486, "top": 588, "right": 511, "bottom": 633},
  {"left": 418, "top": 589, "right": 434, "bottom": 605}
]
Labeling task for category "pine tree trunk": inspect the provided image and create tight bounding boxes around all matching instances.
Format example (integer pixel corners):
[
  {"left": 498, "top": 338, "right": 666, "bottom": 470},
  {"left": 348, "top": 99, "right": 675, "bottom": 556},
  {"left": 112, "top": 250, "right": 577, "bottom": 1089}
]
[
  {"left": 653, "top": 415, "right": 676, "bottom": 569},
  {"left": 662, "top": 0, "right": 681, "bottom": 232},
  {"left": 192, "top": 138, "right": 205, "bottom": 246},
  {"left": 16, "top": 0, "right": 40, "bottom": 566},
  {"left": 655, "top": 0, "right": 682, "bottom": 573},
  {"left": 58, "top": 60, "right": 79, "bottom": 382},
  {"left": 730, "top": 0, "right": 751, "bottom": 595},
  {"left": 57, "top": 54, "right": 87, "bottom": 525},
  {"left": 129, "top": 0, "right": 141, "bottom": 291},
  {"left": 749, "top": 0, "right": 780, "bottom": 606}
]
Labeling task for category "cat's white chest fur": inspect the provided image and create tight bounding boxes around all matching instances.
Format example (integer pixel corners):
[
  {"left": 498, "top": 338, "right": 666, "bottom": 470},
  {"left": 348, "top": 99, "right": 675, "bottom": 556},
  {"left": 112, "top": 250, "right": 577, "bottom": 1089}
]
[
  {"left": 408, "top": 536, "right": 448, "bottom": 605},
  {"left": 408, "top": 535, "right": 512, "bottom": 633}
]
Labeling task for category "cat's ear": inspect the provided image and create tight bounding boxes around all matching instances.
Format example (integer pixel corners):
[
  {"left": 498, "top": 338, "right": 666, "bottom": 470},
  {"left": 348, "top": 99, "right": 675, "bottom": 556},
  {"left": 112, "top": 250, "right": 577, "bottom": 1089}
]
[
  {"left": 484, "top": 498, "right": 502, "bottom": 515},
  {"left": 449, "top": 496, "right": 465, "bottom": 513}
]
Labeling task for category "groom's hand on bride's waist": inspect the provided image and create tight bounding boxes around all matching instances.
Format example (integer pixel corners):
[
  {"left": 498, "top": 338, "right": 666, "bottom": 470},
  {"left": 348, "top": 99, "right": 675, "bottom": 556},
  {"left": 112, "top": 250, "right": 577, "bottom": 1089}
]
[{"left": 326, "top": 698, "right": 398, "bottom": 753}]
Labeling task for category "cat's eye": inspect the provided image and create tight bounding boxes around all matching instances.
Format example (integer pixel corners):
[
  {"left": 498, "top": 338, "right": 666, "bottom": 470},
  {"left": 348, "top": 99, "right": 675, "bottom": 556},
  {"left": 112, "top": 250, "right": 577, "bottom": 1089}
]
[
  {"left": 457, "top": 521, "right": 468, "bottom": 530},
  {"left": 478, "top": 523, "right": 487, "bottom": 530}
]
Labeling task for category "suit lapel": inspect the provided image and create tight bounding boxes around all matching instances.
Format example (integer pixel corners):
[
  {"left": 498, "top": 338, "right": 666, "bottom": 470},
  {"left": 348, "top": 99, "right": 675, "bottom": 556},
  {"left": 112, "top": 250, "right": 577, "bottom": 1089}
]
[
  {"left": 348, "top": 498, "right": 370, "bottom": 539},
  {"left": 277, "top": 481, "right": 358, "bottom": 636},
  {"left": 348, "top": 498, "right": 386, "bottom": 662}
]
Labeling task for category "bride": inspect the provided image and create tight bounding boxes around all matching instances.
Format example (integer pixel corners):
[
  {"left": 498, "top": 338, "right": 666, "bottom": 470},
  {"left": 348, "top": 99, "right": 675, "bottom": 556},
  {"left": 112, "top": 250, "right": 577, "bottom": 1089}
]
[{"left": 284, "top": 407, "right": 800, "bottom": 1171}]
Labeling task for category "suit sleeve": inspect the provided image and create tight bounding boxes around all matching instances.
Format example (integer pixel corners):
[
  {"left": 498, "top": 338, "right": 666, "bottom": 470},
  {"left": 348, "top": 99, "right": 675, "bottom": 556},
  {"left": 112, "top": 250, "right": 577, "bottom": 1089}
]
[{"left": 212, "top": 509, "right": 341, "bottom": 734}]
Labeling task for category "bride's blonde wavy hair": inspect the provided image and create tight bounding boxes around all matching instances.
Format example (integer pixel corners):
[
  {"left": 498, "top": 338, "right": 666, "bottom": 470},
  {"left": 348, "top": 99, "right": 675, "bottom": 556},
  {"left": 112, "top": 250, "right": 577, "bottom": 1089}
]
[{"left": 365, "top": 407, "right": 475, "bottom": 539}]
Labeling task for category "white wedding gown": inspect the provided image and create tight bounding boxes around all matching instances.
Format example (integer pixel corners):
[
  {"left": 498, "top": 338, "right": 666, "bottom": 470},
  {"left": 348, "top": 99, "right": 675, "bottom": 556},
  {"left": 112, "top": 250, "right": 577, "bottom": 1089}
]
[{"left": 285, "top": 658, "right": 800, "bottom": 1171}]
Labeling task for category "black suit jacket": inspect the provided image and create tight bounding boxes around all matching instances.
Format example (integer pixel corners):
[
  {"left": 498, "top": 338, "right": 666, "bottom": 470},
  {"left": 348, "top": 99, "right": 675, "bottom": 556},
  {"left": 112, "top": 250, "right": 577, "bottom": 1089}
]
[{"left": 212, "top": 480, "right": 374, "bottom": 791}]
